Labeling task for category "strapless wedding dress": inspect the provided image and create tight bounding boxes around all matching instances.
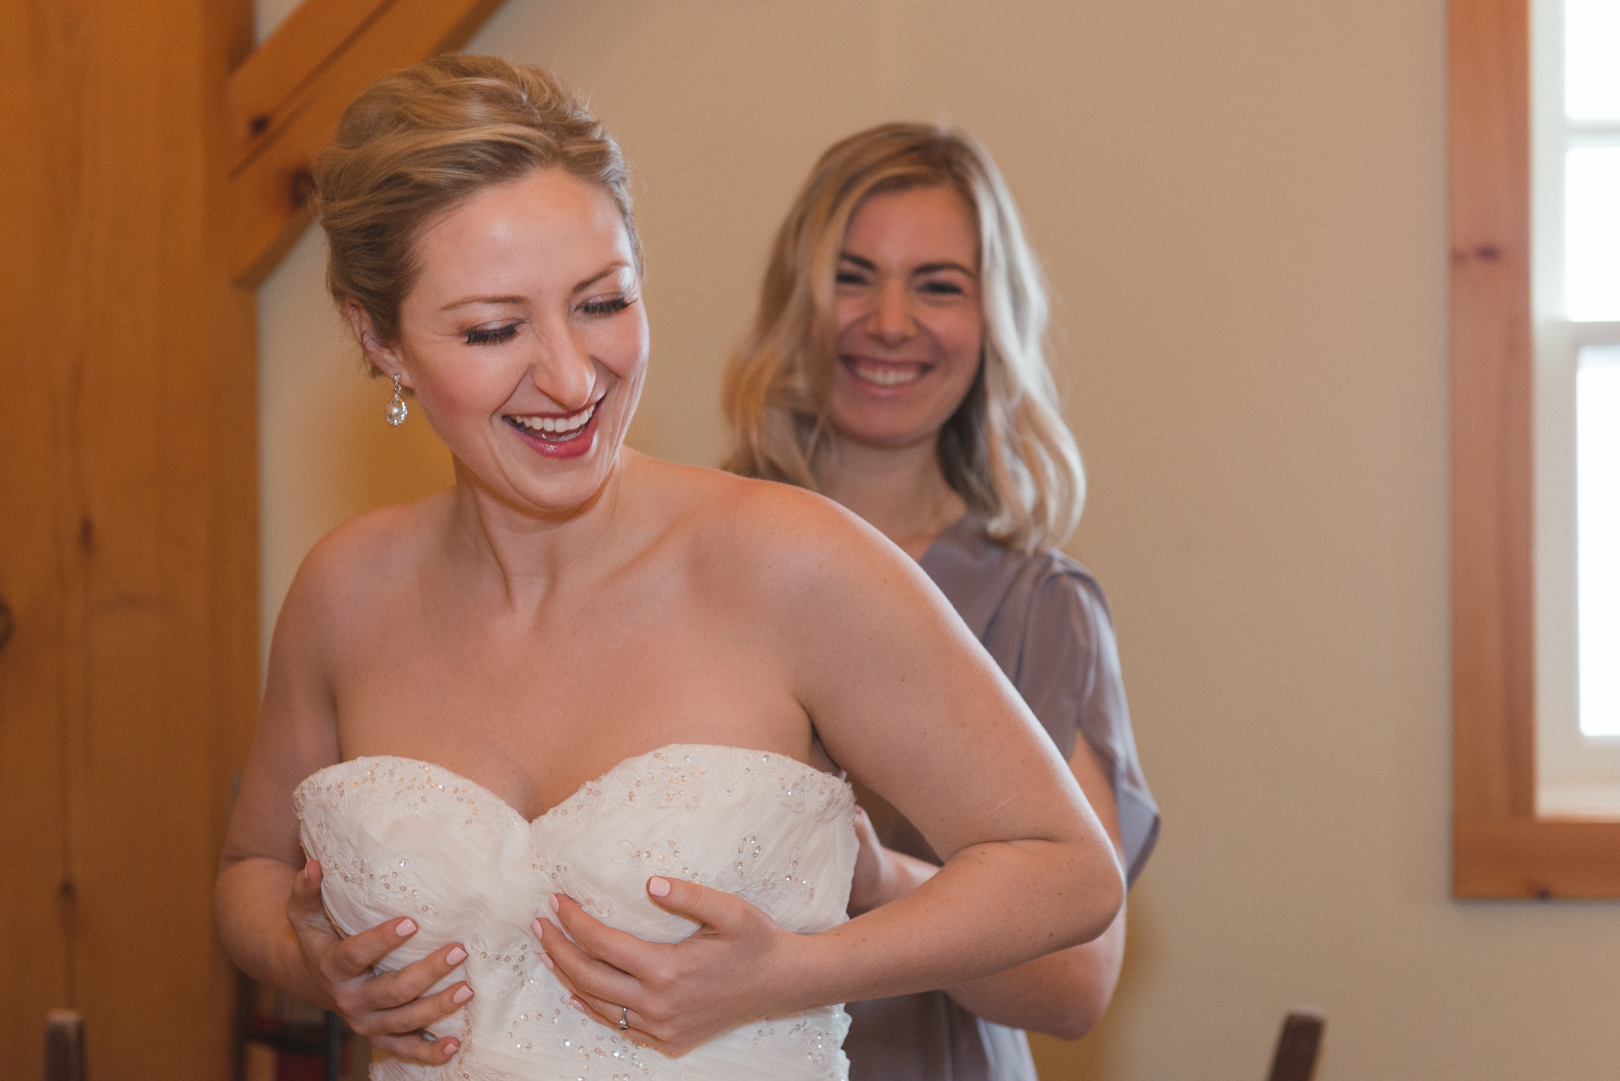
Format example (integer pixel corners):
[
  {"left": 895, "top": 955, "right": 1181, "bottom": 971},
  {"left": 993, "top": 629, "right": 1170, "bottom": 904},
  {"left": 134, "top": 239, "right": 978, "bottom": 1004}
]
[{"left": 296, "top": 745, "right": 858, "bottom": 1081}]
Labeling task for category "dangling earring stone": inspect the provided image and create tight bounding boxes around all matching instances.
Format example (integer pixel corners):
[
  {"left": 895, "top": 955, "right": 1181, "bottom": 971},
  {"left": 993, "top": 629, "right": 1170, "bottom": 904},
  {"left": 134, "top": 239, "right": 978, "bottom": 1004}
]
[{"left": 385, "top": 373, "right": 409, "bottom": 426}]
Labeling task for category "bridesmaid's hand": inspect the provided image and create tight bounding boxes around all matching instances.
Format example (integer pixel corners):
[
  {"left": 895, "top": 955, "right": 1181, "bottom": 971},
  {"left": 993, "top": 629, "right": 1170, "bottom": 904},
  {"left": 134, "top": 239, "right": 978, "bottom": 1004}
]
[
  {"left": 534, "top": 877, "right": 803, "bottom": 1056},
  {"left": 846, "top": 807, "right": 886, "bottom": 913},
  {"left": 286, "top": 860, "right": 475, "bottom": 1065}
]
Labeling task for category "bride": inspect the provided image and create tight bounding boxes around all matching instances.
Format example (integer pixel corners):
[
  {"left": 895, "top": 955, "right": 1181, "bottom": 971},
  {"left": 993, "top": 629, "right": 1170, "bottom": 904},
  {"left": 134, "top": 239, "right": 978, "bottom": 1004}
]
[{"left": 215, "top": 55, "right": 1123, "bottom": 1080}]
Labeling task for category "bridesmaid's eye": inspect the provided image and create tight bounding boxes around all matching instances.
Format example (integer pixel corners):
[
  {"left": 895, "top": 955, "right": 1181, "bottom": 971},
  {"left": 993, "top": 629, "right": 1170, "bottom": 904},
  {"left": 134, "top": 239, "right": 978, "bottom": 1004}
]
[
  {"left": 464, "top": 324, "right": 519, "bottom": 346},
  {"left": 835, "top": 271, "right": 868, "bottom": 286}
]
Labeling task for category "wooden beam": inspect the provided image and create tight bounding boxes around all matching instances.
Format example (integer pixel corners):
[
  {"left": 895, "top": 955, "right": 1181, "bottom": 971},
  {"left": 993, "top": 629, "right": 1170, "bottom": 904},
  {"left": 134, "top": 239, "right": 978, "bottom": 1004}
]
[
  {"left": 227, "top": 0, "right": 399, "bottom": 174},
  {"left": 226, "top": 0, "right": 504, "bottom": 286}
]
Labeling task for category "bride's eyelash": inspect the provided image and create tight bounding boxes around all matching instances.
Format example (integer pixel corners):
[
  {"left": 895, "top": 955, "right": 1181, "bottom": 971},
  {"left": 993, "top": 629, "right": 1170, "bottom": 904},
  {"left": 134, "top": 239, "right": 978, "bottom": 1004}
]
[
  {"left": 580, "top": 296, "right": 632, "bottom": 316},
  {"left": 464, "top": 324, "right": 519, "bottom": 345}
]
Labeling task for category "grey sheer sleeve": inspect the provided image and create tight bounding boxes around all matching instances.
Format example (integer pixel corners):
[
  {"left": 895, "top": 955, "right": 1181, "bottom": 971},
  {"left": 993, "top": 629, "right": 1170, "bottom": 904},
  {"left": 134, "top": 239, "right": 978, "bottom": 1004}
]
[{"left": 1011, "top": 571, "right": 1160, "bottom": 886}]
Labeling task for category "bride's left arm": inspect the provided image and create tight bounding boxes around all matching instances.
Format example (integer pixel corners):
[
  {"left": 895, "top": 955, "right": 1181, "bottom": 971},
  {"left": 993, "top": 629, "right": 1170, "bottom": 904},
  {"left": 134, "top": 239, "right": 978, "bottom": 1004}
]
[{"left": 538, "top": 491, "right": 1123, "bottom": 1053}]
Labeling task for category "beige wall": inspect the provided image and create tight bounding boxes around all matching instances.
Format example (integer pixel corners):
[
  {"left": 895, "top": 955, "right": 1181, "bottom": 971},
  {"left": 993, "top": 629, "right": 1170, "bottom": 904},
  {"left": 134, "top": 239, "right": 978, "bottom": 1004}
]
[{"left": 255, "top": 2, "right": 1620, "bottom": 1077}]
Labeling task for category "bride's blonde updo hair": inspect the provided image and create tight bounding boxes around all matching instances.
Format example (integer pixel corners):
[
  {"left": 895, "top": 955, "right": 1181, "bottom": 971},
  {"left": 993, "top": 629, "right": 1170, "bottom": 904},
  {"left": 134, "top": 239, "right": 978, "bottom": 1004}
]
[
  {"left": 314, "top": 54, "right": 637, "bottom": 346},
  {"left": 721, "top": 123, "right": 1083, "bottom": 554}
]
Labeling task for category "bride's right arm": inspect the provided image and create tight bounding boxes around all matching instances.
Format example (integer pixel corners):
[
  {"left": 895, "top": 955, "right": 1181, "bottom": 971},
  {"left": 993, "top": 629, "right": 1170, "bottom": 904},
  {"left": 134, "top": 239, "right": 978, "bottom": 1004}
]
[
  {"left": 539, "top": 485, "right": 1123, "bottom": 1053},
  {"left": 777, "top": 494, "right": 1125, "bottom": 992},
  {"left": 213, "top": 538, "right": 471, "bottom": 1066}
]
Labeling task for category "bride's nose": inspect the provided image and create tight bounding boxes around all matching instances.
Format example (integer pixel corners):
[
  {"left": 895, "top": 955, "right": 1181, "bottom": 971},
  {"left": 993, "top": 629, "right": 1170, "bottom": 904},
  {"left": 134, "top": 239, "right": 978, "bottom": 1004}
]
[{"left": 529, "top": 326, "right": 598, "bottom": 411}]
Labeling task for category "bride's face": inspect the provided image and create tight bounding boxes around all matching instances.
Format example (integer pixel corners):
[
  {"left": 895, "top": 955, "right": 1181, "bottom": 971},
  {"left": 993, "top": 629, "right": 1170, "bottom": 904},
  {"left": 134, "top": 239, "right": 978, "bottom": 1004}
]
[{"left": 364, "top": 167, "right": 648, "bottom": 514}]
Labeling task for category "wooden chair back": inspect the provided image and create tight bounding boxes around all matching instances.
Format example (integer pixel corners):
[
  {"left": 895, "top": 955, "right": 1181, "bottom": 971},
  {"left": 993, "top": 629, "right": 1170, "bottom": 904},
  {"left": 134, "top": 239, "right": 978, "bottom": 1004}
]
[
  {"left": 45, "top": 1010, "right": 86, "bottom": 1081},
  {"left": 1266, "top": 1007, "right": 1326, "bottom": 1081}
]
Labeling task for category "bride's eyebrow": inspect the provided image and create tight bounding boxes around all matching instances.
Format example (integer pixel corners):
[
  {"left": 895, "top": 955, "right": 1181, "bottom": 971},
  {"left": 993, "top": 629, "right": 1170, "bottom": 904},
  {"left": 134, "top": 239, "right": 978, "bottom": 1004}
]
[
  {"left": 439, "top": 294, "right": 524, "bottom": 311},
  {"left": 571, "top": 262, "right": 631, "bottom": 295},
  {"left": 435, "top": 263, "right": 632, "bottom": 311}
]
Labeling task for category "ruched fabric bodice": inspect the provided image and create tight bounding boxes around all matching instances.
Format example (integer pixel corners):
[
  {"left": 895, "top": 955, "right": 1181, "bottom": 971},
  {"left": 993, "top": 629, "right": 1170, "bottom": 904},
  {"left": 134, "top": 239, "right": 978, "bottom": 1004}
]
[{"left": 296, "top": 745, "right": 858, "bottom": 1081}]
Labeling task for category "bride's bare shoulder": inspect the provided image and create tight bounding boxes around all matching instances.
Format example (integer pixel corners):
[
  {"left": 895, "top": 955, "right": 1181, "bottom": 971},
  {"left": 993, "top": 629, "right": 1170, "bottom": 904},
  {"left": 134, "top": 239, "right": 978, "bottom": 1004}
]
[
  {"left": 630, "top": 455, "right": 907, "bottom": 593},
  {"left": 279, "top": 493, "right": 450, "bottom": 627}
]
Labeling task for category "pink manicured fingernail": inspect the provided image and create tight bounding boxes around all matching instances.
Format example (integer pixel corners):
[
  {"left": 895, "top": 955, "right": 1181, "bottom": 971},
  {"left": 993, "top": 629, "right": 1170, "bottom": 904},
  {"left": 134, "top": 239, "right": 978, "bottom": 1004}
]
[
  {"left": 452, "top": 985, "right": 473, "bottom": 1004},
  {"left": 647, "top": 876, "right": 671, "bottom": 898},
  {"left": 539, "top": 952, "right": 555, "bottom": 971},
  {"left": 305, "top": 861, "right": 318, "bottom": 882},
  {"left": 397, "top": 918, "right": 417, "bottom": 937},
  {"left": 531, "top": 918, "right": 546, "bottom": 940},
  {"left": 446, "top": 946, "right": 467, "bottom": 965},
  {"left": 570, "top": 997, "right": 586, "bottom": 1013},
  {"left": 549, "top": 894, "right": 560, "bottom": 913},
  {"left": 442, "top": 1039, "right": 459, "bottom": 1056}
]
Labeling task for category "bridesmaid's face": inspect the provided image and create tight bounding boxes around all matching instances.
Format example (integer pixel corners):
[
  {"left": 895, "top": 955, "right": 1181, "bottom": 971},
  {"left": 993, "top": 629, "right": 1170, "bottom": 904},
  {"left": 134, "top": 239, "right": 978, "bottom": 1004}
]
[
  {"left": 361, "top": 167, "right": 648, "bottom": 514},
  {"left": 830, "top": 184, "right": 984, "bottom": 452}
]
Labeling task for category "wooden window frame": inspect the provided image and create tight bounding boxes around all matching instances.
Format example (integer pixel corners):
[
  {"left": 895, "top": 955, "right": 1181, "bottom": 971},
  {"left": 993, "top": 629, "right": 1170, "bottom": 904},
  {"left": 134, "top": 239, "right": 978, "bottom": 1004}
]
[{"left": 1451, "top": 0, "right": 1620, "bottom": 898}]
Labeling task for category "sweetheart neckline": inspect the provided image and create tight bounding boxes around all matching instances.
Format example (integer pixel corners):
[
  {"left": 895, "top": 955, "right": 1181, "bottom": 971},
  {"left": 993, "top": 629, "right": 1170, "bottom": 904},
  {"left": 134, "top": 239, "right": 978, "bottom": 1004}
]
[{"left": 298, "top": 743, "right": 848, "bottom": 827}]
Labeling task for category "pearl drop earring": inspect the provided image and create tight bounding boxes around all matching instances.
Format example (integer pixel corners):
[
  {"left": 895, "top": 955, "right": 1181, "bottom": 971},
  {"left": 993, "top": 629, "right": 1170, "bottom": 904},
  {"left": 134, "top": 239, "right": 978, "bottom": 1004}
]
[{"left": 384, "top": 373, "right": 409, "bottom": 427}]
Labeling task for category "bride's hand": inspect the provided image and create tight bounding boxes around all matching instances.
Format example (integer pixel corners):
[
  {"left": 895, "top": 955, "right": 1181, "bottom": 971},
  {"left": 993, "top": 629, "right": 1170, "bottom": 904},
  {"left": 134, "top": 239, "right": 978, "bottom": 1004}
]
[
  {"left": 534, "top": 877, "right": 803, "bottom": 1055},
  {"left": 287, "top": 861, "right": 475, "bottom": 1065}
]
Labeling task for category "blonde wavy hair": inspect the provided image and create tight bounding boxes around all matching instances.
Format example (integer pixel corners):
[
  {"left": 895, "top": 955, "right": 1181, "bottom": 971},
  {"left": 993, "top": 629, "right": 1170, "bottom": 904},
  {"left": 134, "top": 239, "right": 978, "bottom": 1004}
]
[
  {"left": 721, "top": 122, "right": 1083, "bottom": 553},
  {"left": 313, "top": 55, "right": 637, "bottom": 349}
]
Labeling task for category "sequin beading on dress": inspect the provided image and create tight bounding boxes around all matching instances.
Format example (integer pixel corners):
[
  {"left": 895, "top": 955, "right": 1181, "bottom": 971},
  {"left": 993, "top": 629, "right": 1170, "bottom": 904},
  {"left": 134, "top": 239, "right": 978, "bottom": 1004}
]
[{"left": 295, "top": 745, "right": 858, "bottom": 1081}]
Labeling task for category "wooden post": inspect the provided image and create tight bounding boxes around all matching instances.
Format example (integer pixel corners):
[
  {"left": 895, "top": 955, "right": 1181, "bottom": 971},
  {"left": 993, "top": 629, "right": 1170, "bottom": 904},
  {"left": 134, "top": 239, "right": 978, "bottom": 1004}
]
[{"left": 0, "top": 2, "right": 259, "bottom": 1077}]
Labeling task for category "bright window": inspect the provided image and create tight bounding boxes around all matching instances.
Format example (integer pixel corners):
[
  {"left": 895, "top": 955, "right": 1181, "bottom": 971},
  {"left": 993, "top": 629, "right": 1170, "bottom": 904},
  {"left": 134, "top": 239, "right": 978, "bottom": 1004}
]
[
  {"left": 1565, "top": 0, "right": 1620, "bottom": 120},
  {"left": 1566, "top": 150, "right": 1620, "bottom": 321},
  {"left": 1578, "top": 350, "right": 1620, "bottom": 736},
  {"left": 1534, "top": 0, "right": 1620, "bottom": 814}
]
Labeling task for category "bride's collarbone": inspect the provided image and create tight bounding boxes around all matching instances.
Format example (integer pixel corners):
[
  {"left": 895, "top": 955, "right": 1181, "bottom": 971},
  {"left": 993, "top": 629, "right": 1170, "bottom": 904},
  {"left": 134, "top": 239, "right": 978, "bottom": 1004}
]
[
  {"left": 335, "top": 665, "right": 816, "bottom": 801},
  {"left": 348, "top": 580, "right": 793, "bottom": 714},
  {"left": 349, "top": 629, "right": 779, "bottom": 709},
  {"left": 341, "top": 705, "right": 819, "bottom": 823}
]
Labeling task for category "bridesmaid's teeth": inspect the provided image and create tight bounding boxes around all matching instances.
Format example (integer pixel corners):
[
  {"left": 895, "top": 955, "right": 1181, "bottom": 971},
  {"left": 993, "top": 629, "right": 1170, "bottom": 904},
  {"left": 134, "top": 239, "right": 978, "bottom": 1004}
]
[{"left": 851, "top": 360, "right": 923, "bottom": 387}]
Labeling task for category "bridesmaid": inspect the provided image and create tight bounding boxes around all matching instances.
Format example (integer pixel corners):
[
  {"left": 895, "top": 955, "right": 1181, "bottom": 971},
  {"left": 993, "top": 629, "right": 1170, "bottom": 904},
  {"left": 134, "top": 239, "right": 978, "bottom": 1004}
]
[{"left": 723, "top": 123, "right": 1160, "bottom": 1081}]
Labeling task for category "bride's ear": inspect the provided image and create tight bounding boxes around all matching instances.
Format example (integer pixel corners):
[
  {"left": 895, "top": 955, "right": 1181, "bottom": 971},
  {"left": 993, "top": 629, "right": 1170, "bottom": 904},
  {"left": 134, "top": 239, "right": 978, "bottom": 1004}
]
[{"left": 346, "top": 299, "right": 411, "bottom": 387}]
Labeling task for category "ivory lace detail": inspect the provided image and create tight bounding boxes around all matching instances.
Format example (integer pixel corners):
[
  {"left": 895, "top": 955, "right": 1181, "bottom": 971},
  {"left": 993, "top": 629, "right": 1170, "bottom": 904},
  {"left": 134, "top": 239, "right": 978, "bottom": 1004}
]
[{"left": 296, "top": 745, "right": 858, "bottom": 1080}]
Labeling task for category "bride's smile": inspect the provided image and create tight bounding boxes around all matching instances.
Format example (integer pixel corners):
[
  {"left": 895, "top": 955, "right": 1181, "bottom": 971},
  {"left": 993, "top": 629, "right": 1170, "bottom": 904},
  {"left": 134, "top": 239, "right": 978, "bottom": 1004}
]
[{"left": 505, "top": 393, "right": 606, "bottom": 459}]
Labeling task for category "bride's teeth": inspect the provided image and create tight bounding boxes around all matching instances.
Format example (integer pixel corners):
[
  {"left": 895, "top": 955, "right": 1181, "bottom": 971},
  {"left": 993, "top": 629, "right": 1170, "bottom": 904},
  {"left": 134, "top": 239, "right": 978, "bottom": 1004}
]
[{"left": 513, "top": 400, "right": 597, "bottom": 437}]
